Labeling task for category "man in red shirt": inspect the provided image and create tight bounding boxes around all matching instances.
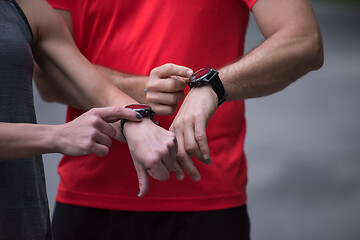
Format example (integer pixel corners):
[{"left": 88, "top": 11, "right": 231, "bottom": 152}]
[{"left": 35, "top": 0, "right": 323, "bottom": 239}]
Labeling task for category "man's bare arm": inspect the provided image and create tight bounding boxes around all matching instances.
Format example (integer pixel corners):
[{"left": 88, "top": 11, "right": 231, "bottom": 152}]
[
  {"left": 170, "top": 0, "right": 324, "bottom": 180},
  {"left": 220, "top": 0, "right": 323, "bottom": 101},
  {"left": 33, "top": 9, "right": 81, "bottom": 108}
]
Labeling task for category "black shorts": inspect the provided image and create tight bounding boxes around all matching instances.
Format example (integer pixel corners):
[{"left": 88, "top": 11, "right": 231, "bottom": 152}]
[{"left": 52, "top": 201, "right": 250, "bottom": 240}]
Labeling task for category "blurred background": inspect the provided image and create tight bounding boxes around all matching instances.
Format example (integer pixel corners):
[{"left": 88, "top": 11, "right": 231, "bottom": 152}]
[{"left": 33, "top": 0, "right": 360, "bottom": 239}]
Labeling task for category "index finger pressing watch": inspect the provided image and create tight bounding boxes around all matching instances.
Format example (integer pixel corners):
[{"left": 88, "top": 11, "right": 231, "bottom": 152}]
[
  {"left": 120, "top": 104, "right": 155, "bottom": 141},
  {"left": 188, "top": 67, "right": 227, "bottom": 106}
]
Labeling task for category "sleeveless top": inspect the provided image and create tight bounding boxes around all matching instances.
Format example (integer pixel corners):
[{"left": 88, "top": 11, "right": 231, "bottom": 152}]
[{"left": 0, "top": 0, "right": 51, "bottom": 239}]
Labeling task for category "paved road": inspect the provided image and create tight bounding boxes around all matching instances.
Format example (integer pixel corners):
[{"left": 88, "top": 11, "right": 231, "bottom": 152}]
[
  {"left": 34, "top": 2, "right": 360, "bottom": 239},
  {"left": 244, "top": 3, "right": 360, "bottom": 240}
]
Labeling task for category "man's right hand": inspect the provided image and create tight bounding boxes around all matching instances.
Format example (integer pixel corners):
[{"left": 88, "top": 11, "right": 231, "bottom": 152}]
[
  {"left": 123, "top": 118, "right": 177, "bottom": 197},
  {"left": 146, "top": 63, "right": 193, "bottom": 115}
]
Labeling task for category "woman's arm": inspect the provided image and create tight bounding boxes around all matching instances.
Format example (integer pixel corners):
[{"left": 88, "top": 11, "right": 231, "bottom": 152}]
[
  {"left": 32, "top": 8, "right": 193, "bottom": 115},
  {"left": 15, "top": 0, "right": 181, "bottom": 197},
  {"left": 0, "top": 107, "right": 141, "bottom": 161}
]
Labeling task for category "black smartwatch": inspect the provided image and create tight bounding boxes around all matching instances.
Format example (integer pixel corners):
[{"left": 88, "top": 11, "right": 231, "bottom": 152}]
[
  {"left": 120, "top": 104, "right": 155, "bottom": 141},
  {"left": 188, "top": 67, "right": 227, "bottom": 106}
]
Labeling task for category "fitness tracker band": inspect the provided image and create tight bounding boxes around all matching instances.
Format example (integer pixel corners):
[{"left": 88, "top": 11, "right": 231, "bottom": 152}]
[
  {"left": 120, "top": 104, "right": 155, "bottom": 141},
  {"left": 188, "top": 67, "right": 227, "bottom": 106}
]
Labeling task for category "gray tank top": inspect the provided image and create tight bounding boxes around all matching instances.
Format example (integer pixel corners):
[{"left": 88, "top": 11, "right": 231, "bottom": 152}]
[{"left": 0, "top": 0, "right": 51, "bottom": 239}]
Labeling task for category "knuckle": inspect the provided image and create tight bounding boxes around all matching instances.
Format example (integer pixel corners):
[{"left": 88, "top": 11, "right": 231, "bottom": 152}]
[
  {"left": 88, "top": 108, "right": 97, "bottom": 114},
  {"left": 76, "top": 145, "right": 89, "bottom": 156},
  {"left": 146, "top": 80, "right": 156, "bottom": 90},
  {"left": 193, "top": 111, "right": 203, "bottom": 119},
  {"left": 172, "top": 161, "right": 180, "bottom": 170},
  {"left": 184, "top": 144, "right": 197, "bottom": 153},
  {"left": 88, "top": 128, "right": 98, "bottom": 138},
  {"left": 148, "top": 94, "right": 159, "bottom": 104},
  {"left": 89, "top": 115, "right": 101, "bottom": 126},
  {"left": 165, "top": 63, "right": 176, "bottom": 74},
  {"left": 195, "top": 132, "right": 206, "bottom": 142},
  {"left": 173, "top": 120, "right": 182, "bottom": 129},
  {"left": 152, "top": 63, "right": 173, "bottom": 76},
  {"left": 164, "top": 63, "right": 174, "bottom": 70},
  {"left": 168, "top": 131, "right": 176, "bottom": 140},
  {"left": 158, "top": 147, "right": 169, "bottom": 158},
  {"left": 113, "top": 106, "right": 123, "bottom": 113},
  {"left": 167, "top": 80, "right": 176, "bottom": 90},
  {"left": 145, "top": 157, "right": 159, "bottom": 169},
  {"left": 169, "top": 94, "right": 178, "bottom": 104},
  {"left": 167, "top": 133, "right": 176, "bottom": 144},
  {"left": 183, "top": 115, "right": 194, "bottom": 123},
  {"left": 167, "top": 105, "right": 177, "bottom": 115},
  {"left": 151, "top": 105, "right": 161, "bottom": 114},
  {"left": 84, "top": 140, "right": 93, "bottom": 151},
  {"left": 166, "top": 140, "right": 175, "bottom": 151},
  {"left": 176, "top": 152, "right": 187, "bottom": 161},
  {"left": 150, "top": 67, "right": 159, "bottom": 76},
  {"left": 173, "top": 166, "right": 182, "bottom": 174},
  {"left": 145, "top": 93, "right": 154, "bottom": 102},
  {"left": 159, "top": 106, "right": 173, "bottom": 115}
]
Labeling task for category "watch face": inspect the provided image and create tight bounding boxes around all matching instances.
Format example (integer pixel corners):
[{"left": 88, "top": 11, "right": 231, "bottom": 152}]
[
  {"left": 125, "top": 104, "right": 150, "bottom": 110},
  {"left": 192, "top": 67, "right": 211, "bottom": 80}
]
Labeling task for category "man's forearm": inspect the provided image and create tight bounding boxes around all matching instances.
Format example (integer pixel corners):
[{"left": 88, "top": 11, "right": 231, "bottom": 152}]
[
  {"left": 95, "top": 65, "right": 148, "bottom": 104},
  {"left": 219, "top": 0, "right": 323, "bottom": 102},
  {"left": 30, "top": 0, "right": 138, "bottom": 111},
  {"left": 220, "top": 28, "right": 323, "bottom": 101},
  {"left": 34, "top": 63, "right": 148, "bottom": 108},
  {"left": 34, "top": 61, "right": 145, "bottom": 109},
  {"left": 34, "top": 63, "right": 84, "bottom": 109}
]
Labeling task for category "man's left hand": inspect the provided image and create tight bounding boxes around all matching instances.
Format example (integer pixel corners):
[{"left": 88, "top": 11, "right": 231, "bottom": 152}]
[{"left": 169, "top": 85, "right": 218, "bottom": 181}]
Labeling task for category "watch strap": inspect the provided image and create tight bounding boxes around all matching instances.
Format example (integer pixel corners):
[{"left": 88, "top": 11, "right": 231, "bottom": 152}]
[
  {"left": 120, "top": 105, "right": 155, "bottom": 141},
  {"left": 210, "top": 72, "right": 227, "bottom": 106}
]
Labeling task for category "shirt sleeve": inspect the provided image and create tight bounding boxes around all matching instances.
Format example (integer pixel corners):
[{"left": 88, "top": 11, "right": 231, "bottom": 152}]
[
  {"left": 243, "top": 0, "right": 259, "bottom": 10},
  {"left": 46, "top": 0, "right": 71, "bottom": 11}
]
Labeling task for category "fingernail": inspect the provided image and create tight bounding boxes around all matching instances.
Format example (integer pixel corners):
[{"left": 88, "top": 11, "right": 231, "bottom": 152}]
[
  {"left": 194, "top": 175, "right": 201, "bottom": 182},
  {"left": 203, "top": 154, "right": 212, "bottom": 165},
  {"left": 186, "top": 69, "right": 193, "bottom": 76},
  {"left": 136, "top": 113, "right": 142, "bottom": 119}
]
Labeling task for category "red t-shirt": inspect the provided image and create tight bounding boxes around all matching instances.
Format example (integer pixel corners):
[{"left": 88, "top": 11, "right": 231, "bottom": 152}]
[{"left": 48, "top": 0, "right": 258, "bottom": 211}]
